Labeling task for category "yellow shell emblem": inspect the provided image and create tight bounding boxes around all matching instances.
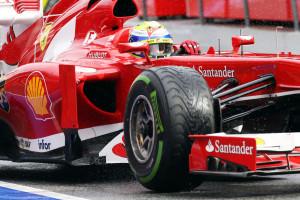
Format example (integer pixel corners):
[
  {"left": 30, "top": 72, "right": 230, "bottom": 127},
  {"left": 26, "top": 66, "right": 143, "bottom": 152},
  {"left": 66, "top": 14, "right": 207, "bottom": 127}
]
[
  {"left": 26, "top": 76, "right": 49, "bottom": 116},
  {"left": 40, "top": 23, "right": 52, "bottom": 51},
  {"left": 25, "top": 72, "right": 54, "bottom": 121}
]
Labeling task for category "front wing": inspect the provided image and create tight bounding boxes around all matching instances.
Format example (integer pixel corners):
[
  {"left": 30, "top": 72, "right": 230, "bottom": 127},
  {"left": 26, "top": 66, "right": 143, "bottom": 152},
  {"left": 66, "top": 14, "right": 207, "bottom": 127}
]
[{"left": 189, "top": 133, "right": 300, "bottom": 177}]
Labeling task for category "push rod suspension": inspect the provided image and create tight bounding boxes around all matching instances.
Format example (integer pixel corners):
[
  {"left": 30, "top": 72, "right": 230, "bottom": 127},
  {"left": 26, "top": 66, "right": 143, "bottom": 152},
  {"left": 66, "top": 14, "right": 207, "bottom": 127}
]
[
  {"left": 221, "top": 82, "right": 274, "bottom": 104},
  {"left": 214, "top": 75, "right": 274, "bottom": 99}
]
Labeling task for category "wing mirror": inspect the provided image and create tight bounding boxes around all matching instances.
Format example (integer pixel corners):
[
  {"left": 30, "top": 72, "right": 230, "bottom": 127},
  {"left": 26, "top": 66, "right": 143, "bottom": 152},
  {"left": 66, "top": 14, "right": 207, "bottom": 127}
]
[
  {"left": 117, "top": 42, "right": 151, "bottom": 64},
  {"left": 232, "top": 35, "right": 255, "bottom": 54}
]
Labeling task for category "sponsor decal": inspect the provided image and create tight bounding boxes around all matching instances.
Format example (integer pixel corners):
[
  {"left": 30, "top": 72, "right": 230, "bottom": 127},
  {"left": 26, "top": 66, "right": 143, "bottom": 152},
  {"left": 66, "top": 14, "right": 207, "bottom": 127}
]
[
  {"left": 205, "top": 139, "right": 254, "bottom": 155},
  {"left": 87, "top": 51, "right": 109, "bottom": 59},
  {"left": 0, "top": 86, "right": 9, "bottom": 112},
  {"left": 18, "top": 138, "right": 31, "bottom": 149},
  {"left": 193, "top": 66, "right": 235, "bottom": 78},
  {"left": 205, "top": 139, "right": 214, "bottom": 152},
  {"left": 150, "top": 90, "right": 164, "bottom": 134},
  {"left": 83, "top": 30, "right": 97, "bottom": 45},
  {"left": 25, "top": 71, "right": 54, "bottom": 121},
  {"left": 40, "top": 23, "right": 53, "bottom": 51},
  {"left": 38, "top": 139, "right": 51, "bottom": 150},
  {"left": 16, "top": 123, "right": 125, "bottom": 154}
]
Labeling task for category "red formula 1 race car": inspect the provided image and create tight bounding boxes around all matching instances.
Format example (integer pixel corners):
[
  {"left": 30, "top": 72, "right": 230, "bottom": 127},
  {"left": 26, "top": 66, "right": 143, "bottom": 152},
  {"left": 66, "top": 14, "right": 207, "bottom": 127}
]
[{"left": 1, "top": 0, "right": 300, "bottom": 193}]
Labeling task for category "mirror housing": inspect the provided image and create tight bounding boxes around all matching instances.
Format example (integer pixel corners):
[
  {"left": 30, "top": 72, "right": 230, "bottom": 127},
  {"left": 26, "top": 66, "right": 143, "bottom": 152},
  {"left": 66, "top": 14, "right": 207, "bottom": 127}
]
[
  {"left": 232, "top": 35, "right": 255, "bottom": 54},
  {"left": 118, "top": 42, "right": 151, "bottom": 63}
]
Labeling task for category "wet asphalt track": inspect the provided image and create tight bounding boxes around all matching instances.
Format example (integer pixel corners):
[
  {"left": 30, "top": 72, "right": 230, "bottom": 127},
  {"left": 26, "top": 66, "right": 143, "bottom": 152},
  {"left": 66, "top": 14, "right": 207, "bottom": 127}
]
[
  {"left": 3, "top": 19, "right": 300, "bottom": 199},
  {"left": 1, "top": 160, "right": 300, "bottom": 200}
]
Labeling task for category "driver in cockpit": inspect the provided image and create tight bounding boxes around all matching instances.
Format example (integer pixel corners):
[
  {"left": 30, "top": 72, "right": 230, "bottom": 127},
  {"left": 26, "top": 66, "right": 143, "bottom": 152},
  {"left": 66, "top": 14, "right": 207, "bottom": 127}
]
[{"left": 129, "top": 21, "right": 200, "bottom": 59}]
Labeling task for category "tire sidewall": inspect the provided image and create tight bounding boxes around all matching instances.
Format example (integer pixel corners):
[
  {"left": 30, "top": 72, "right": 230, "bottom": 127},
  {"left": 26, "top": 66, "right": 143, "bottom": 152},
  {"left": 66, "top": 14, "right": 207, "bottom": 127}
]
[
  {"left": 124, "top": 70, "right": 169, "bottom": 179},
  {"left": 125, "top": 66, "right": 215, "bottom": 191}
]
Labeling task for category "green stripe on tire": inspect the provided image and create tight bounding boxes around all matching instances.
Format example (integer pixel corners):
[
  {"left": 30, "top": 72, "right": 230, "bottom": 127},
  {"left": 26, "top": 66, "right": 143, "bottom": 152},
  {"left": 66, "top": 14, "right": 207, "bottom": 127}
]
[
  {"left": 140, "top": 141, "right": 164, "bottom": 183},
  {"left": 135, "top": 75, "right": 151, "bottom": 85}
]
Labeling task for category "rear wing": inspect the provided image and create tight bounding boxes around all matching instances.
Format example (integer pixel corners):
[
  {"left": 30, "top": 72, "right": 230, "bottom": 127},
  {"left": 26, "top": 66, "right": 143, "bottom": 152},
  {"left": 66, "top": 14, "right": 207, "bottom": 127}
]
[{"left": 0, "top": 0, "right": 43, "bottom": 26}]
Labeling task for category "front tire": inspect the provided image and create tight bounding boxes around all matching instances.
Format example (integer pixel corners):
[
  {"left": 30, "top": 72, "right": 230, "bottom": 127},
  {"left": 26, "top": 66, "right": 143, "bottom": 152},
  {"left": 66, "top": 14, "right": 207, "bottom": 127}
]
[{"left": 124, "top": 66, "right": 215, "bottom": 192}]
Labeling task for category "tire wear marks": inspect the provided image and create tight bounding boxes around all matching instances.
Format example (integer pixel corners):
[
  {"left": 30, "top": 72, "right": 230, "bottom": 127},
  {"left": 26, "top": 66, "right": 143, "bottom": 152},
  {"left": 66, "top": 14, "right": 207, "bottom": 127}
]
[
  {"left": 156, "top": 67, "right": 214, "bottom": 134},
  {"left": 152, "top": 66, "right": 214, "bottom": 174},
  {"left": 127, "top": 66, "right": 215, "bottom": 191}
]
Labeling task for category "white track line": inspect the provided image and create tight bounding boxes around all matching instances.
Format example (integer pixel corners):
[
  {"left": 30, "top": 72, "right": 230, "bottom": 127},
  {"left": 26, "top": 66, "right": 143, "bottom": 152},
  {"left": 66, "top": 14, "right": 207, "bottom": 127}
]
[{"left": 0, "top": 181, "right": 87, "bottom": 200}]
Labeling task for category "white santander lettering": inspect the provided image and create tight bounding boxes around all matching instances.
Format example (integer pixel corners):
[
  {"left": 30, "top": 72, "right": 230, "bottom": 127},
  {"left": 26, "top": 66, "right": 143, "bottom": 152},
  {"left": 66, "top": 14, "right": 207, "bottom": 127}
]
[
  {"left": 195, "top": 66, "right": 235, "bottom": 78},
  {"left": 213, "top": 140, "right": 253, "bottom": 155}
]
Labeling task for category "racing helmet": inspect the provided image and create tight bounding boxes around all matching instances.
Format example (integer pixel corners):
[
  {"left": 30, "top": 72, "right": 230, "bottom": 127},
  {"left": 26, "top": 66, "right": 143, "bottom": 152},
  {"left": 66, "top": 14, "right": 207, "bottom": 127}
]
[{"left": 129, "top": 21, "right": 174, "bottom": 58}]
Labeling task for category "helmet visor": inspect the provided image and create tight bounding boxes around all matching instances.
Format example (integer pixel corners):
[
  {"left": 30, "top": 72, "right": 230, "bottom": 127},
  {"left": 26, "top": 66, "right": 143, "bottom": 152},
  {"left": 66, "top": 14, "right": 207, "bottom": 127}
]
[{"left": 149, "top": 43, "right": 172, "bottom": 58}]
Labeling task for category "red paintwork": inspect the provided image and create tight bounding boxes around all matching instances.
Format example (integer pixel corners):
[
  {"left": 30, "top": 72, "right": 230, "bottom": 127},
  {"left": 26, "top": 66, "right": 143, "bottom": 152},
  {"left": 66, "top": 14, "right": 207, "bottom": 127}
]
[
  {"left": 232, "top": 35, "right": 255, "bottom": 54},
  {"left": 112, "top": 143, "right": 127, "bottom": 158},
  {"left": 59, "top": 64, "right": 78, "bottom": 129},
  {"left": 1, "top": 0, "right": 300, "bottom": 171},
  {"left": 189, "top": 135, "right": 300, "bottom": 173},
  {"left": 189, "top": 135, "right": 257, "bottom": 172},
  {"left": 1, "top": 0, "right": 144, "bottom": 140}
]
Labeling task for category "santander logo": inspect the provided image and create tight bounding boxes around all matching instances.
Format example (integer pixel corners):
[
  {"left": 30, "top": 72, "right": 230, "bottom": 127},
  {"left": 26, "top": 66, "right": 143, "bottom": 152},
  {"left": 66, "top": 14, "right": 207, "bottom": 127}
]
[
  {"left": 206, "top": 139, "right": 214, "bottom": 153},
  {"left": 205, "top": 139, "right": 254, "bottom": 155}
]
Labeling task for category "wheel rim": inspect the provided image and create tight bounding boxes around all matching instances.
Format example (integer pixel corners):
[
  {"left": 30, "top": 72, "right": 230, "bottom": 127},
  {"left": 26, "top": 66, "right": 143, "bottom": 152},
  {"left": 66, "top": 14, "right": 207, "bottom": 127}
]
[{"left": 129, "top": 95, "right": 156, "bottom": 164}]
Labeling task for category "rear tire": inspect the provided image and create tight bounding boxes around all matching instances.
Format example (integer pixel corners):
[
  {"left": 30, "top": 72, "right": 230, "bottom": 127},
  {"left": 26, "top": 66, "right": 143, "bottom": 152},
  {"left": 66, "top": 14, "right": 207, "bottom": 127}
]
[{"left": 124, "top": 66, "right": 215, "bottom": 192}]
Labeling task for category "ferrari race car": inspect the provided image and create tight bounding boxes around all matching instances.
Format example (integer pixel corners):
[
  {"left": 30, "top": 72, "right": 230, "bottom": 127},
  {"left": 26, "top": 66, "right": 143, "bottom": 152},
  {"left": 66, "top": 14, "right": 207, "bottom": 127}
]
[{"left": 1, "top": 0, "right": 300, "bottom": 193}]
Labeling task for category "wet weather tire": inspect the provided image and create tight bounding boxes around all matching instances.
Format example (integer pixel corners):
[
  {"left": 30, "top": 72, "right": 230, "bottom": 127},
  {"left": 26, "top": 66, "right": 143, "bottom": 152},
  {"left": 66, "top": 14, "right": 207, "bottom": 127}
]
[{"left": 124, "top": 66, "right": 215, "bottom": 192}]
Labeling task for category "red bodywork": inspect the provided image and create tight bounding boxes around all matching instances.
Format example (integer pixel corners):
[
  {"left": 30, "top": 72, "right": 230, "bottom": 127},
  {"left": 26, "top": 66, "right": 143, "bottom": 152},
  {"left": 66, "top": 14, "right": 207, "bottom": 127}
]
[
  {"left": 1, "top": 0, "right": 300, "bottom": 176},
  {"left": 189, "top": 134, "right": 300, "bottom": 176}
]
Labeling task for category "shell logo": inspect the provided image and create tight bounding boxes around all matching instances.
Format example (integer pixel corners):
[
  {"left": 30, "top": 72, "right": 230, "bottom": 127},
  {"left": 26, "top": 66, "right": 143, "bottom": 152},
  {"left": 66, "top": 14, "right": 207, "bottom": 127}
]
[{"left": 25, "top": 72, "right": 54, "bottom": 121}]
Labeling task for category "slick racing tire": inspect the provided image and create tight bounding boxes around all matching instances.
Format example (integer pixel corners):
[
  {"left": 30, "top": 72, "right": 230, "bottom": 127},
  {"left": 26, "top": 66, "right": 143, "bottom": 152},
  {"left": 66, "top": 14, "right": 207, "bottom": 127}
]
[{"left": 124, "top": 66, "right": 215, "bottom": 192}]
